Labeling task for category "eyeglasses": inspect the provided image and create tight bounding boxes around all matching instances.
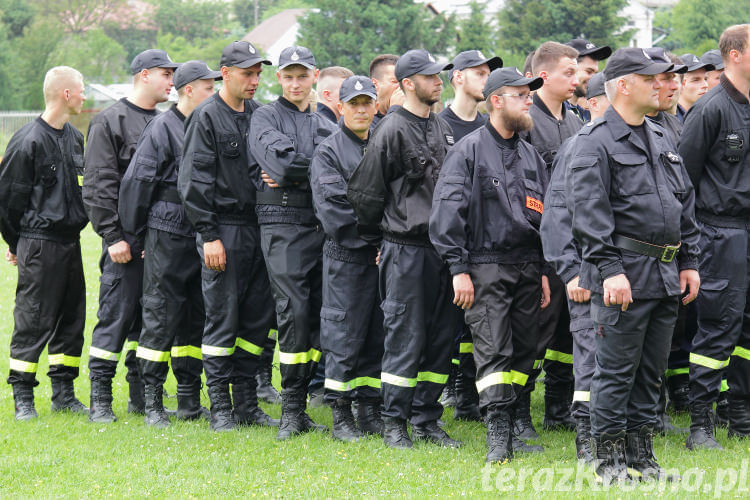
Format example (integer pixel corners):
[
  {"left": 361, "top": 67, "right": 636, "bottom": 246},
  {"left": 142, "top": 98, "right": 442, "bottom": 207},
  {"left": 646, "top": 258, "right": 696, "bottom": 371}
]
[{"left": 498, "top": 92, "right": 533, "bottom": 101}]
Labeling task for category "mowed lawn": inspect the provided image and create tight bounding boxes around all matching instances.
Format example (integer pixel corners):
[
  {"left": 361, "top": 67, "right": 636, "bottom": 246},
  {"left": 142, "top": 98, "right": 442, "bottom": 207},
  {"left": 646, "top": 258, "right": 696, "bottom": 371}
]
[{"left": 0, "top": 226, "right": 747, "bottom": 498}]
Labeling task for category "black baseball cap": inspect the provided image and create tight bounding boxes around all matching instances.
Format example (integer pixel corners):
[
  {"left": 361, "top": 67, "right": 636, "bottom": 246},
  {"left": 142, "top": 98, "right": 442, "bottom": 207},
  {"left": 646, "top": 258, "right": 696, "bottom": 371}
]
[
  {"left": 700, "top": 49, "right": 724, "bottom": 70},
  {"left": 395, "top": 49, "right": 453, "bottom": 81},
  {"left": 483, "top": 67, "right": 543, "bottom": 99},
  {"left": 644, "top": 48, "right": 687, "bottom": 74},
  {"left": 130, "top": 49, "right": 180, "bottom": 75},
  {"left": 449, "top": 50, "right": 503, "bottom": 81},
  {"left": 586, "top": 72, "right": 606, "bottom": 99},
  {"left": 220, "top": 41, "right": 271, "bottom": 69},
  {"left": 339, "top": 75, "right": 377, "bottom": 102},
  {"left": 278, "top": 46, "right": 316, "bottom": 70},
  {"left": 680, "top": 53, "right": 715, "bottom": 72},
  {"left": 174, "top": 60, "right": 222, "bottom": 90},
  {"left": 566, "top": 38, "right": 612, "bottom": 60},
  {"left": 603, "top": 48, "right": 674, "bottom": 80}
]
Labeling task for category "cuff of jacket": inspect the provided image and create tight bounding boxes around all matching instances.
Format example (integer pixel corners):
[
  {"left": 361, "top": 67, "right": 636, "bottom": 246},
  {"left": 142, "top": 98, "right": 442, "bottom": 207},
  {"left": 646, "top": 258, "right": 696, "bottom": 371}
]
[
  {"left": 449, "top": 263, "right": 470, "bottom": 276},
  {"left": 598, "top": 260, "right": 625, "bottom": 281},
  {"left": 559, "top": 267, "right": 580, "bottom": 287},
  {"left": 200, "top": 229, "right": 220, "bottom": 243},
  {"left": 678, "top": 257, "right": 698, "bottom": 272},
  {"left": 103, "top": 230, "right": 125, "bottom": 246},
  {"left": 542, "top": 262, "right": 556, "bottom": 277}
]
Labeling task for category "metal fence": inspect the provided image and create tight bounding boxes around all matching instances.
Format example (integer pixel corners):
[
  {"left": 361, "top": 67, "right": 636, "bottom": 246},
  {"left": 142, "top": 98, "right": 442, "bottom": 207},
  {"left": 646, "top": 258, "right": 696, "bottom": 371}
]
[{"left": 0, "top": 111, "right": 41, "bottom": 138}]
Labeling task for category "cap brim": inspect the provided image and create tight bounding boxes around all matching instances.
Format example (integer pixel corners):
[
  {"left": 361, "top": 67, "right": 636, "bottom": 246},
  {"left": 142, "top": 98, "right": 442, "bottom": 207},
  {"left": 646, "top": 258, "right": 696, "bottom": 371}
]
[
  {"left": 418, "top": 62, "right": 453, "bottom": 75},
  {"left": 233, "top": 57, "right": 272, "bottom": 68},
  {"left": 670, "top": 64, "right": 688, "bottom": 74},
  {"left": 202, "top": 70, "right": 223, "bottom": 81},
  {"left": 517, "top": 76, "right": 544, "bottom": 91},
  {"left": 278, "top": 61, "right": 315, "bottom": 70},
  {"left": 157, "top": 62, "right": 181, "bottom": 70},
  {"left": 342, "top": 91, "right": 377, "bottom": 102},
  {"left": 687, "top": 63, "right": 715, "bottom": 72},
  {"left": 636, "top": 62, "right": 675, "bottom": 75},
  {"left": 579, "top": 46, "right": 612, "bottom": 60}
]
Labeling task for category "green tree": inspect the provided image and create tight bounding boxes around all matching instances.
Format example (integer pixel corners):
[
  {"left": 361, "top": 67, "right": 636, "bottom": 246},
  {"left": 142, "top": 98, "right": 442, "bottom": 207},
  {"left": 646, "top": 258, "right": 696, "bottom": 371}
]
[
  {"left": 297, "top": 0, "right": 456, "bottom": 75},
  {"left": 152, "top": 0, "right": 230, "bottom": 40},
  {"left": 0, "top": 0, "right": 33, "bottom": 38},
  {"left": 48, "top": 29, "right": 128, "bottom": 83},
  {"left": 498, "top": 0, "right": 630, "bottom": 56},
  {"left": 12, "top": 18, "right": 66, "bottom": 109},
  {"left": 38, "top": 0, "right": 126, "bottom": 33},
  {"left": 455, "top": 1, "right": 497, "bottom": 55},
  {"left": 156, "top": 32, "right": 232, "bottom": 71}
]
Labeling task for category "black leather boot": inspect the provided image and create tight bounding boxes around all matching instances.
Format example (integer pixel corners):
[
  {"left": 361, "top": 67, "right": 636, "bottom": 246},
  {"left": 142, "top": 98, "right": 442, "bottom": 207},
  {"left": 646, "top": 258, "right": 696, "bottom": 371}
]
[
  {"left": 439, "top": 364, "right": 457, "bottom": 407},
  {"left": 208, "top": 385, "right": 235, "bottom": 432},
  {"left": 728, "top": 398, "right": 750, "bottom": 438},
  {"left": 144, "top": 384, "right": 170, "bottom": 428},
  {"left": 127, "top": 380, "right": 145, "bottom": 415},
  {"left": 666, "top": 373, "right": 690, "bottom": 413},
  {"left": 89, "top": 378, "right": 117, "bottom": 423},
  {"left": 51, "top": 379, "right": 87, "bottom": 413},
  {"left": 575, "top": 417, "right": 595, "bottom": 465},
  {"left": 383, "top": 416, "right": 412, "bottom": 449},
  {"left": 412, "top": 420, "right": 462, "bottom": 448},
  {"left": 232, "top": 381, "right": 279, "bottom": 427},
  {"left": 356, "top": 397, "right": 384, "bottom": 436},
  {"left": 176, "top": 381, "right": 209, "bottom": 420},
  {"left": 256, "top": 362, "right": 281, "bottom": 405},
  {"left": 485, "top": 411, "right": 512, "bottom": 463},
  {"left": 454, "top": 362, "right": 481, "bottom": 422},
  {"left": 331, "top": 398, "right": 363, "bottom": 442},
  {"left": 12, "top": 383, "right": 37, "bottom": 421},
  {"left": 511, "top": 391, "right": 539, "bottom": 440},
  {"left": 716, "top": 391, "right": 730, "bottom": 427},
  {"left": 625, "top": 426, "right": 679, "bottom": 481},
  {"left": 543, "top": 381, "right": 575, "bottom": 431},
  {"left": 277, "top": 390, "right": 326, "bottom": 440},
  {"left": 594, "top": 431, "right": 631, "bottom": 485},
  {"left": 686, "top": 405, "right": 723, "bottom": 450}
]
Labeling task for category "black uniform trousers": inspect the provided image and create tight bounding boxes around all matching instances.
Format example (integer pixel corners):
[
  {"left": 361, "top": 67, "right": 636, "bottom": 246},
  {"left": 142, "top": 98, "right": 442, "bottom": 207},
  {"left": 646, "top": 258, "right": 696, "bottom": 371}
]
[
  {"left": 589, "top": 294, "right": 679, "bottom": 438},
  {"left": 690, "top": 219, "right": 750, "bottom": 407},
  {"left": 537, "top": 274, "right": 574, "bottom": 393},
  {"left": 136, "top": 228, "right": 204, "bottom": 388},
  {"left": 8, "top": 237, "right": 85, "bottom": 385},
  {"left": 88, "top": 240, "right": 142, "bottom": 383},
  {"left": 465, "top": 262, "right": 541, "bottom": 418},
  {"left": 197, "top": 223, "right": 274, "bottom": 387},
  {"left": 568, "top": 299, "right": 595, "bottom": 419},
  {"left": 260, "top": 222, "right": 324, "bottom": 393},
  {"left": 379, "top": 241, "right": 456, "bottom": 425},
  {"left": 320, "top": 240, "right": 384, "bottom": 403}
]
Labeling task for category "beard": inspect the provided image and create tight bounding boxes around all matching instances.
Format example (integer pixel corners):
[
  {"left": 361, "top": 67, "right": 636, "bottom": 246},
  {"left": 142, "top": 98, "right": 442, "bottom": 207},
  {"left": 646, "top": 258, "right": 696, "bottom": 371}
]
[
  {"left": 500, "top": 107, "right": 533, "bottom": 133},
  {"left": 574, "top": 84, "right": 586, "bottom": 98},
  {"left": 416, "top": 84, "right": 440, "bottom": 106}
]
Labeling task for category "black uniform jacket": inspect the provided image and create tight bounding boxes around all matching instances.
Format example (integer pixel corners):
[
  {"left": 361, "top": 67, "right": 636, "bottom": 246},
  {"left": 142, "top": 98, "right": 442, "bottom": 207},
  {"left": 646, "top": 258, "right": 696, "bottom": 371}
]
[
  {"left": 680, "top": 73, "right": 750, "bottom": 218},
  {"left": 178, "top": 93, "right": 262, "bottom": 243},
  {"left": 83, "top": 98, "right": 157, "bottom": 247},
  {"left": 565, "top": 107, "right": 700, "bottom": 299},
  {"left": 647, "top": 111, "right": 682, "bottom": 148},
  {"left": 248, "top": 97, "right": 336, "bottom": 225},
  {"left": 347, "top": 106, "right": 454, "bottom": 245},
  {"left": 119, "top": 105, "right": 192, "bottom": 241},
  {"left": 310, "top": 122, "right": 371, "bottom": 251},
  {"left": 521, "top": 93, "right": 583, "bottom": 171},
  {"left": 0, "top": 118, "right": 87, "bottom": 253},
  {"left": 430, "top": 122, "right": 548, "bottom": 276}
]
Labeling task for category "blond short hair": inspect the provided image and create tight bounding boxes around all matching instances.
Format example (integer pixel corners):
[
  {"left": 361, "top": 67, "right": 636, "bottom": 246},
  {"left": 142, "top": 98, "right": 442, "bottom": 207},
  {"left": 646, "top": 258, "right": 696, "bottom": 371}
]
[{"left": 43, "top": 66, "right": 83, "bottom": 105}]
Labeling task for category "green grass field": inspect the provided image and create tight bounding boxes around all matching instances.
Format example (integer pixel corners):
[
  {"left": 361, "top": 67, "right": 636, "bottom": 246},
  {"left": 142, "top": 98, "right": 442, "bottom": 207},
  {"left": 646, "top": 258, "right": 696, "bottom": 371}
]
[{"left": 0, "top": 226, "right": 747, "bottom": 498}]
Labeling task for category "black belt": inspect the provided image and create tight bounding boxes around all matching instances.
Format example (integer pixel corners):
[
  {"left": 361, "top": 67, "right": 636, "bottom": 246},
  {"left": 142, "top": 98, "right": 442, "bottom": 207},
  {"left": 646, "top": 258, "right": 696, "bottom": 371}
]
[
  {"left": 696, "top": 210, "right": 750, "bottom": 230},
  {"left": 256, "top": 190, "right": 312, "bottom": 208},
  {"left": 613, "top": 234, "right": 680, "bottom": 263},
  {"left": 155, "top": 187, "right": 181, "bottom": 204},
  {"left": 383, "top": 232, "right": 432, "bottom": 247}
]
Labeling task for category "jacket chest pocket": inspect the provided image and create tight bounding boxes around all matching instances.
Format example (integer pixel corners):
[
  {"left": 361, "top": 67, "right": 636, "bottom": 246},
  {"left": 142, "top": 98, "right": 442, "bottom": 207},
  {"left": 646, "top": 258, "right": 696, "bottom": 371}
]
[
  {"left": 523, "top": 178, "right": 544, "bottom": 227},
  {"left": 721, "top": 129, "right": 747, "bottom": 163},
  {"left": 660, "top": 153, "right": 686, "bottom": 199},
  {"left": 402, "top": 149, "right": 428, "bottom": 181},
  {"left": 610, "top": 153, "right": 654, "bottom": 196},
  {"left": 38, "top": 160, "right": 58, "bottom": 189},
  {"left": 219, "top": 134, "right": 240, "bottom": 159},
  {"left": 479, "top": 175, "right": 500, "bottom": 201}
]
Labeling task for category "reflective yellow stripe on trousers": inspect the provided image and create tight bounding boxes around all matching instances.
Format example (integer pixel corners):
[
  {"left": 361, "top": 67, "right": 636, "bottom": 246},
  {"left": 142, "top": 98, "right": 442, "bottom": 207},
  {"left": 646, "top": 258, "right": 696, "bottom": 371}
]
[
  {"left": 136, "top": 346, "right": 170, "bottom": 363},
  {"left": 381, "top": 372, "right": 417, "bottom": 388},
  {"left": 89, "top": 346, "right": 120, "bottom": 362},
  {"left": 9, "top": 358, "right": 38, "bottom": 373},
  {"left": 689, "top": 352, "right": 730, "bottom": 370},
  {"left": 324, "top": 376, "right": 381, "bottom": 392},
  {"left": 48, "top": 354, "right": 80, "bottom": 367},
  {"left": 278, "top": 348, "right": 321, "bottom": 365},
  {"left": 171, "top": 345, "right": 202, "bottom": 360}
]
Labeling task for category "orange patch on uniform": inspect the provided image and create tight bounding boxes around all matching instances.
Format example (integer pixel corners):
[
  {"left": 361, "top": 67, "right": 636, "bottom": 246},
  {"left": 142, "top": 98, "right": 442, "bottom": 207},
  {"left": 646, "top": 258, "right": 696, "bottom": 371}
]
[{"left": 526, "top": 196, "right": 543, "bottom": 214}]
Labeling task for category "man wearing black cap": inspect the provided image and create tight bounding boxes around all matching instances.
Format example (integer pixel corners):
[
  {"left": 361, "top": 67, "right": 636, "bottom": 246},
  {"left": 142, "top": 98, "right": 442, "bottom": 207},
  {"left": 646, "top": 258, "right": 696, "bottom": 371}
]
[
  {"left": 676, "top": 53, "right": 714, "bottom": 122},
  {"left": 310, "top": 76, "right": 383, "bottom": 442},
  {"left": 565, "top": 39, "right": 612, "bottom": 123},
  {"left": 84, "top": 48, "right": 179, "bottom": 423},
  {"left": 645, "top": 50, "right": 687, "bottom": 146},
  {"left": 348, "top": 49, "right": 460, "bottom": 449},
  {"left": 1, "top": 66, "right": 88, "bottom": 420},
  {"left": 179, "top": 40, "right": 278, "bottom": 432},
  {"left": 519, "top": 41, "right": 583, "bottom": 437},
  {"left": 369, "top": 54, "right": 400, "bottom": 127},
  {"left": 680, "top": 24, "right": 750, "bottom": 447},
  {"left": 540, "top": 70, "right": 610, "bottom": 466},
  {"left": 440, "top": 50, "right": 503, "bottom": 141},
  {"left": 437, "top": 49, "right": 502, "bottom": 422},
  {"left": 119, "top": 61, "right": 221, "bottom": 427},
  {"left": 248, "top": 45, "right": 336, "bottom": 440},
  {"left": 431, "top": 67, "right": 550, "bottom": 463},
  {"left": 566, "top": 47, "right": 700, "bottom": 484},
  {"left": 701, "top": 49, "right": 725, "bottom": 90}
]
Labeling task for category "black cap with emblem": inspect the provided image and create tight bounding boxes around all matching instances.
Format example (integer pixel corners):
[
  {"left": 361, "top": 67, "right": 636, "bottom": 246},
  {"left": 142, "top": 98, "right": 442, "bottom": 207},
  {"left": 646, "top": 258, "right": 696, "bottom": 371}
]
[
  {"left": 482, "top": 67, "right": 543, "bottom": 99},
  {"left": 679, "top": 53, "right": 715, "bottom": 73},
  {"left": 278, "top": 46, "right": 316, "bottom": 70},
  {"left": 700, "top": 49, "right": 724, "bottom": 71},
  {"left": 220, "top": 41, "right": 271, "bottom": 68},
  {"left": 395, "top": 49, "right": 453, "bottom": 81},
  {"left": 449, "top": 50, "right": 503, "bottom": 81},
  {"left": 339, "top": 75, "right": 377, "bottom": 102},
  {"left": 644, "top": 48, "right": 688, "bottom": 74},
  {"left": 130, "top": 49, "right": 180, "bottom": 75},
  {"left": 566, "top": 38, "right": 612, "bottom": 60},
  {"left": 586, "top": 72, "right": 606, "bottom": 99},
  {"left": 174, "top": 60, "right": 222, "bottom": 90},
  {"left": 603, "top": 48, "right": 674, "bottom": 80}
]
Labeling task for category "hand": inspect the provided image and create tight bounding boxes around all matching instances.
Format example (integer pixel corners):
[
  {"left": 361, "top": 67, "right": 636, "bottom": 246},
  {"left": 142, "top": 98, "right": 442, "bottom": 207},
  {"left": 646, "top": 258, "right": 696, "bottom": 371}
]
[
  {"left": 602, "top": 273, "right": 632, "bottom": 311},
  {"left": 680, "top": 269, "right": 700, "bottom": 305},
  {"left": 203, "top": 239, "right": 226, "bottom": 272},
  {"left": 5, "top": 249, "right": 17, "bottom": 266},
  {"left": 108, "top": 240, "right": 132, "bottom": 264},
  {"left": 141, "top": 250, "right": 145, "bottom": 259},
  {"left": 261, "top": 170, "right": 280, "bottom": 188},
  {"left": 566, "top": 276, "right": 591, "bottom": 303},
  {"left": 453, "top": 273, "right": 474, "bottom": 309},
  {"left": 389, "top": 88, "right": 405, "bottom": 107},
  {"left": 541, "top": 274, "right": 551, "bottom": 309},
  {"left": 375, "top": 249, "right": 381, "bottom": 266}
]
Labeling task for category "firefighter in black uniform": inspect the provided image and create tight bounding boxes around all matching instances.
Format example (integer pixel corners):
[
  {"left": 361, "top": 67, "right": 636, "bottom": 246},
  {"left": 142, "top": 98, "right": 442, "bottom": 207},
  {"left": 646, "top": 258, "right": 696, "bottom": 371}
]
[
  {"left": 680, "top": 24, "right": 750, "bottom": 446},
  {"left": 84, "top": 49, "right": 179, "bottom": 423},
  {"left": 566, "top": 48, "right": 700, "bottom": 484},
  {"left": 119, "top": 61, "right": 221, "bottom": 427},
  {"left": 431, "top": 67, "right": 550, "bottom": 463},
  {"left": 248, "top": 46, "right": 336, "bottom": 440},
  {"left": 310, "top": 76, "right": 384, "bottom": 441},
  {"left": 540, "top": 71, "right": 610, "bottom": 466},
  {"left": 348, "top": 49, "right": 460, "bottom": 449},
  {"left": 179, "top": 41, "right": 278, "bottom": 432},
  {"left": 1, "top": 66, "right": 88, "bottom": 420}
]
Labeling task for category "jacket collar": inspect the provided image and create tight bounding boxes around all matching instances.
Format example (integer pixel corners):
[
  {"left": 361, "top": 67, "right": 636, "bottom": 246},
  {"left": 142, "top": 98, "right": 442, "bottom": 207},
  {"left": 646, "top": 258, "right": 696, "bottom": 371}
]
[
  {"left": 604, "top": 106, "right": 664, "bottom": 158},
  {"left": 340, "top": 121, "right": 369, "bottom": 146},
  {"left": 533, "top": 92, "right": 567, "bottom": 120},
  {"left": 721, "top": 72, "right": 750, "bottom": 105},
  {"left": 279, "top": 95, "right": 311, "bottom": 113}
]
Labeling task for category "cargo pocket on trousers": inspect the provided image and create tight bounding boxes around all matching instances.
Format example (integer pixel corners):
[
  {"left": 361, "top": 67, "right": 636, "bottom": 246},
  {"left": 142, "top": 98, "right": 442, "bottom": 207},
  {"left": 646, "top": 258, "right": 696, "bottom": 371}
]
[
  {"left": 12, "top": 302, "right": 41, "bottom": 346},
  {"left": 696, "top": 277, "right": 730, "bottom": 326},
  {"left": 201, "top": 267, "right": 227, "bottom": 312},
  {"left": 141, "top": 294, "right": 167, "bottom": 337},
  {"left": 320, "top": 306, "right": 347, "bottom": 352},
  {"left": 381, "top": 299, "right": 408, "bottom": 350},
  {"left": 97, "top": 272, "right": 121, "bottom": 320},
  {"left": 275, "top": 296, "right": 293, "bottom": 334},
  {"left": 590, "top": 300, "right": 621, "bottom": 327}
]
